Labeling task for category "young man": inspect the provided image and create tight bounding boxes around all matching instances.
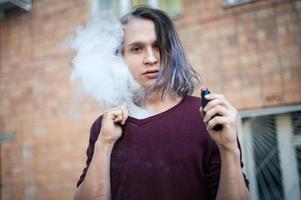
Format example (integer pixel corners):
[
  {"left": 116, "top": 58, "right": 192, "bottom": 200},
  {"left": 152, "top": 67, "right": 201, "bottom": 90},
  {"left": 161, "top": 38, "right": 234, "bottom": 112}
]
[{"left": 75, "top": 6, "right": 249, "bottom": 200}]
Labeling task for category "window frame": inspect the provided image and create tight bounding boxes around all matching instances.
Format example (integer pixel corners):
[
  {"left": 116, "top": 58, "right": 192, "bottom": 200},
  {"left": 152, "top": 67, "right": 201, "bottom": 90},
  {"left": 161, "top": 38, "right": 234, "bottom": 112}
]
[{"left": 238, "top": 104, "right": 301, "bottom": 200}]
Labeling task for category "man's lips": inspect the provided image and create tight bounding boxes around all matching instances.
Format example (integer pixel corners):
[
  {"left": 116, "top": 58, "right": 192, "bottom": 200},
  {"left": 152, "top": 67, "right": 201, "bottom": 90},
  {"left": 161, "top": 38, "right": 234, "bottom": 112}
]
[
  {"left": 143, "top": 69, "right": 159, "bottom": 78},
  {"left": 143, "top": 69, "right": 159, "bottom": 74}
]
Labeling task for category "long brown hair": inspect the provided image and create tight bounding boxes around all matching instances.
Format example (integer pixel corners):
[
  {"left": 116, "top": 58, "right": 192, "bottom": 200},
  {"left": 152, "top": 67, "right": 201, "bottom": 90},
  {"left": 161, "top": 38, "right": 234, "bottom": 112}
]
[{"left": 120, "top": 6, "right": 201, "bottom": 99}]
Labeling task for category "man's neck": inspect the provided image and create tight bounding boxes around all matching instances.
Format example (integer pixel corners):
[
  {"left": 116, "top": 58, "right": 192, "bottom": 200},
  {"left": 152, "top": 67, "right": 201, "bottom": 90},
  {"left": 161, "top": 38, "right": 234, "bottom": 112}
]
[{"left": 141, "top": 92, "right": 183, "bottom": 115}]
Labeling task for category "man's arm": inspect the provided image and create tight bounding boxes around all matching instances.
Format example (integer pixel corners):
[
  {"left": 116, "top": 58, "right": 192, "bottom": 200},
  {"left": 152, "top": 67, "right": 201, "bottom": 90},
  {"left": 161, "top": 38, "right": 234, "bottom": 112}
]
[
  {"left": 216, "top": 146, "right": 249, "bottom": 200},
  {"left": 74, "top": 141, "right": 114, "bottom": 200},
  {"left": 201, "top": 93, "right": 249, "bottom": 199},
  {"left": 74, "top": 106, "right": 129, "bottom": 200}
]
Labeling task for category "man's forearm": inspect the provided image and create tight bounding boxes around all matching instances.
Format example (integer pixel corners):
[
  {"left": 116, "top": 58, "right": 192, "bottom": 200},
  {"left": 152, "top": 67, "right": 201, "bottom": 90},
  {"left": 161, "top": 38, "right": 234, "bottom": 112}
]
[
  {"left": 216, "top": 148, "right": 249, "bottom": 200},
  {"left": 75, "top": 142, "right": 114, "bottom": 200}
]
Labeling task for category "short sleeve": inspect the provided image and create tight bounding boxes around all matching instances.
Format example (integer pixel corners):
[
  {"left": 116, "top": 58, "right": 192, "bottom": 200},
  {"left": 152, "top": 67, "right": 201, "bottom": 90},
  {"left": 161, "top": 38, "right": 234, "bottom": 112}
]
[{"left": 76, "top": 116, "right": 103, "bottom": 187}]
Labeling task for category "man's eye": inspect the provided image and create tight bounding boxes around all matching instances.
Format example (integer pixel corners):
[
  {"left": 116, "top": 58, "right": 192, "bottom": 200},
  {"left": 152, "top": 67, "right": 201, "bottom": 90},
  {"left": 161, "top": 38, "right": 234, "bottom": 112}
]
[{"left": 131, "top": 47, "right": 142, "bottom": 52}]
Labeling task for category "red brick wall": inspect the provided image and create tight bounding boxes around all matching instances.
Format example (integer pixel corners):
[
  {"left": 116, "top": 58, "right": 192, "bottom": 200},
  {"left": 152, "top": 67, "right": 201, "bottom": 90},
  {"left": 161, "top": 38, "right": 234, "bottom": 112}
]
[
  {"left": 0, "top": 0, "right": 99, "bottom": 199},
  {"left": 176, "top": 0, "right": 301, "bottom": 109},
  {"left": 0, "top": 0, "right": 300, "bottom": 199}
]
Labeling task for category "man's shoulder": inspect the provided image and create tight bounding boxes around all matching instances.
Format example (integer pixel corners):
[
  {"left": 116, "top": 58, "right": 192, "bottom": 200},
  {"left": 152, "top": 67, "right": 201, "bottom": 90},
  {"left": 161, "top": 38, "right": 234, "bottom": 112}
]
[
  {"left": 185, "top": 95, "right": 201, "bottom": 101},
  {"left": 174, "top": 95, "right": 201, "bottom": 115},
  {"left": 183, "top": 95, "right": 201, "bottom": 107}
]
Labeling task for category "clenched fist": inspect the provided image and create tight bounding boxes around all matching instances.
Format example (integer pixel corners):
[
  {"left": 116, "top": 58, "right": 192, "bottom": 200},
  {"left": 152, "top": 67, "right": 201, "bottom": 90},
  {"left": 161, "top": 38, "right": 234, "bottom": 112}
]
[{"left": 99, "top": 106, "right": 129, "bottom": 144}]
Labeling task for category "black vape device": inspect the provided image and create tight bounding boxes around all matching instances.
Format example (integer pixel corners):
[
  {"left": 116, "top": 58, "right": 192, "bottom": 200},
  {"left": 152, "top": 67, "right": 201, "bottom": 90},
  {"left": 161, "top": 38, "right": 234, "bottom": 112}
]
[{"left": 201, "top": 87, "right": 223, "bottom": 131}]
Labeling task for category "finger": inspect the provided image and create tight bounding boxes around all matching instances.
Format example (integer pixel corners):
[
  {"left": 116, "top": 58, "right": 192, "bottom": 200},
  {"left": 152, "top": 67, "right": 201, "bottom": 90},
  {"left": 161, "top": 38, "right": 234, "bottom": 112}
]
[
  {"left": 121, "top": 105, "right": 129, "bottom": 116},
  {"left": 121, "top": 103, "right": 128, "bottom": 114},
  {"left": 203, "top": 98, "right": 226, "bottom": 112},
  {"left": 207, "top": 116, "right": 227, "bottom": 131},
  {"left": 199, "top": 107, "right": 204, "bottom": 117},
  {"left": 205, "top": 94, "right": 232, "bottom": 109},
  {"left": 120, "top": 106, "right": 129, "bottom": 125},
  {"left": 204, "top": 93, "right": 225, "bottom": 101},
  {"left": 113, "top": 114, "right": 123, "bottom": 123},
  {"left": 103, "top": 108, "right": 121, "bottom": 119},
  {"left": 203, "top": 105, "right": 227, "bottom": 123},
  {"left": 111, "top": 109, "right": 123, "bottom": 123}
]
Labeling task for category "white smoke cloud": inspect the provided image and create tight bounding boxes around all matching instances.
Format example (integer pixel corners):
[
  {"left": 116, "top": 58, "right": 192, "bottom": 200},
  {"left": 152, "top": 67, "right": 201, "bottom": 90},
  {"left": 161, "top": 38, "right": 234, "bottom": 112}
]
[{"left": 68, "top": 12, "right": 153, "bottom": 119}]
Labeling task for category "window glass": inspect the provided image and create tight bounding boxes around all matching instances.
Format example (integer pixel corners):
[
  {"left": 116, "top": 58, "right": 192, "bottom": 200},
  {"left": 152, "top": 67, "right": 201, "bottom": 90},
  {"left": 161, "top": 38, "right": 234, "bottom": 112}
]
[
  {"left": 249, "top": 116, "right": 284, "bottom": 200},
  {"left": 225, "top": 0, "right": 255, "bottom": 6},
  {"left": 159, "top": 0, "right": 181, "bottom": 18}
]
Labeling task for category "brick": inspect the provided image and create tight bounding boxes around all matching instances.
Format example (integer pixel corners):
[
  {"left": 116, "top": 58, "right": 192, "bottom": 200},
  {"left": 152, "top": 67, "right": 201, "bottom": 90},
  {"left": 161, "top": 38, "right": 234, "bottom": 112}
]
[
  {"left": 262, "top": 84, "right": 283, "bottom": 106},
  {"left": 284, "top": 81, "right": 301, "bottom": 104},
  {"left": 256, "top": 7, "right": 274, "bottom": 19},
  {"left": 241, "top": 85, "right": 263, "bottom": 109}
]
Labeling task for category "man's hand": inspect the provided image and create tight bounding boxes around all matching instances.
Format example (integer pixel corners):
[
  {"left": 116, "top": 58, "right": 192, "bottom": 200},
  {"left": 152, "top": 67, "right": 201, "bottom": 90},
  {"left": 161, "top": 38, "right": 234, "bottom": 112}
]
[
  {"left": 99, "top": 106, "right": 129, "bottom": 144},
  {"left": 200, "top": 93, "right": 238, "bottom": 152}
]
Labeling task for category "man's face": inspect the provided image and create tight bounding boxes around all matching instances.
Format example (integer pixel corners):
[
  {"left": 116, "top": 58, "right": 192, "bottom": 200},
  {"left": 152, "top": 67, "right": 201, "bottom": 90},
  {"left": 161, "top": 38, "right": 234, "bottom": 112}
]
[{"left": 123, "top": 18, "right": 160, "bottom": 89}]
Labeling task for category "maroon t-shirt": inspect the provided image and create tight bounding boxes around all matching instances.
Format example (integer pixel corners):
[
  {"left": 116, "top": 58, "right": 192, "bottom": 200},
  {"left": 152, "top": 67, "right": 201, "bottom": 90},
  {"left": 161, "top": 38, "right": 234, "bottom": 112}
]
[{"left": 77, "top": 95, "right": 248, "bottom": 200}]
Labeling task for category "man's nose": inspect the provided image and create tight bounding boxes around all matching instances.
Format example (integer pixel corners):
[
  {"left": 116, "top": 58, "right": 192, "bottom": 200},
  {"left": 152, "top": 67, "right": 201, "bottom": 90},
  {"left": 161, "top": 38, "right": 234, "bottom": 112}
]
[{"left": 144, "top": 48, "right": 158, "bottom": 65}]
